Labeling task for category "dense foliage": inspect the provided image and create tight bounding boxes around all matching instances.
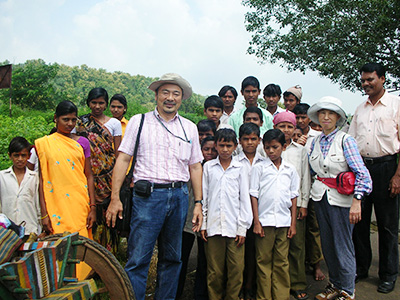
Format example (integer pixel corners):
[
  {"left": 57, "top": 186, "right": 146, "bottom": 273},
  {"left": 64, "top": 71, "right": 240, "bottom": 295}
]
[
  {"left": 0, "top": 59, "right": 207, "bottom": 169},
  {"left": 243, "top": 0, "right": 400, "bottom": 91}
]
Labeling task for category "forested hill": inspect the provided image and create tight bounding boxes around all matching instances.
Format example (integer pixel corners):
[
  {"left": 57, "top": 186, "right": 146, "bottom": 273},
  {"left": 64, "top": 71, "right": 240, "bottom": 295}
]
[{"left": 0, "top": 59, "right": 205, "bottom": 120}]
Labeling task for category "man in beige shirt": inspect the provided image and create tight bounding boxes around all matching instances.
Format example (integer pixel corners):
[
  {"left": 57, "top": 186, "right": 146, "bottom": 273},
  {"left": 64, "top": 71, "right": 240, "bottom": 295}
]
[{"left": 349, "top": 63, "right": 400, "bottom": 294}]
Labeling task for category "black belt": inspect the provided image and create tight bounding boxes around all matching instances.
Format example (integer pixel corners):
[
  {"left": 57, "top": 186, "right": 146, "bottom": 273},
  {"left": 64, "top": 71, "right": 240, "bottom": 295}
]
[
  {"left": 153, "top": 181, "right": 185, "bottom": 189},
  {"left": 362, "top": 154, "right": 397, "bottom": 165}
]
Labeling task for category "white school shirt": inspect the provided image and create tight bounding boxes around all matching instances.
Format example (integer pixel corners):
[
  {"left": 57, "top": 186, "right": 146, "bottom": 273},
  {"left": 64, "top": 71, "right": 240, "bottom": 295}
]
[
  {"left": 282, "top": 141, "right": 311, "bottom": 208},
  {"left": 234, "top": 151, "right": 266, "bottom": 179},
  {"left": 0, "top": 167, "right": 41, "bottom": 234},
  {"left": 201, "top": 157, "right": 252, "bottom": 238},
  {"left": 250, "top": 157, "right": 300, "bottom": 227},
  {"left": 305, "top": 127, "right": 321, "bottom": 155}
]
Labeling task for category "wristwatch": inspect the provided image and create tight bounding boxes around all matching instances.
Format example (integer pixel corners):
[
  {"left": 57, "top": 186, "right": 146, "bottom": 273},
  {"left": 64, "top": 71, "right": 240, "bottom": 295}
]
[
  {"left": 354, "top": 194, "right": 364, "bottom": 201},
  {"left": 194, "top": 200, "right": 203, "bottom": 205}
]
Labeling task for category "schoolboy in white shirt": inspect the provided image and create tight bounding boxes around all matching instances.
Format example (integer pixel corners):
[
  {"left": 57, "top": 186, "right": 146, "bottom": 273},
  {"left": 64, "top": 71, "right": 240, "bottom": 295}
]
[
  {"left": 250, "top": 129, "right": 299, "bottom": 300},
  {"left": 201, "top": 128, "right": 252, "bottom": 300}
]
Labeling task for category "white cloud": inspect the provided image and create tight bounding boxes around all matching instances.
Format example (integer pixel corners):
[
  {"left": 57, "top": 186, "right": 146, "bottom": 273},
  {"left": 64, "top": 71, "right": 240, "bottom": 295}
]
[{"left": 0, "top": 0, "right": 364, "bottom": 113}]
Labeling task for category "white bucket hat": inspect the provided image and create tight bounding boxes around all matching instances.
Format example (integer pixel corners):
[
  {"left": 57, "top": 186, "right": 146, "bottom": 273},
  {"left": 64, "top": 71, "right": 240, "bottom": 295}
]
[
  {"left": 308, "top": 96, "right": 347, "bottom": 127},
  {"left": 148, "top": 73, "right": 193, "bottom": 100}
]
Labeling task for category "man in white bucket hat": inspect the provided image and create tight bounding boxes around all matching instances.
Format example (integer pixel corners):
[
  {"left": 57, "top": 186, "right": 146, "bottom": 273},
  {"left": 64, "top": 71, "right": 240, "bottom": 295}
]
[
  {"left": 349, "top": 63, "right": 400, "bottom": 294},
  {"left": 107, "top": 73, "right": 204, "bottom": 300}
]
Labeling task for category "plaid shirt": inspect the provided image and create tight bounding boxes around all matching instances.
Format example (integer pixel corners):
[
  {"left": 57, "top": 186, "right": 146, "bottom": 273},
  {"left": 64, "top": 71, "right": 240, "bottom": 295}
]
[{"left": 310, "top": 128, "right": 372, "bottom": 196}]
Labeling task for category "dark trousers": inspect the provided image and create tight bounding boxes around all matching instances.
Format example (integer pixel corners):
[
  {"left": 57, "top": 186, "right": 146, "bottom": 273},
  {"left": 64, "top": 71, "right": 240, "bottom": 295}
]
[
  {"left": 353, "top": 159, "right": 399, "bottom": 282},
  {"left": 176, "top": 231, "right": 195, "bottom": 299}
]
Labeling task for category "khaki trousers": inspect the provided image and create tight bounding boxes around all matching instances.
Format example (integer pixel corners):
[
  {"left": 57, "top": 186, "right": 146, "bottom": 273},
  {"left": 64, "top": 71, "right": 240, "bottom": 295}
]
[
  {"left": 255, "top": 227, "right": 290, "bottom": 300},
  {"left": 205, "top": 235, "right": 245, "bottom": 300},
  {"left": 305, "top": 200, "right": 323, "bottom": 265}
]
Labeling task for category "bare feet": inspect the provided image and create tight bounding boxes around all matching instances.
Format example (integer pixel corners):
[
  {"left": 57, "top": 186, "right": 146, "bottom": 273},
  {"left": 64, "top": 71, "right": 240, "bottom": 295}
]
[{"left": 313, "top": 261, "right": 326, "bottom": 281}]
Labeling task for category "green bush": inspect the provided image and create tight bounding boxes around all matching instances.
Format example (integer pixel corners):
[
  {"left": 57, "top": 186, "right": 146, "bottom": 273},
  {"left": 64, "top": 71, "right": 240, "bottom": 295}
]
[{"left": 0, "top": 115, "right": 53, "bottom": 169}]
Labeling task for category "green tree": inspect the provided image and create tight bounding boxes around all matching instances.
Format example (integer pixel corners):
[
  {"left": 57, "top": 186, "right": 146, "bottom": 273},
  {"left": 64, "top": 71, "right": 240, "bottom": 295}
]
[
  {"left": 243, "top": 0, "right": 400, "bottom": 91},
  {"left": 10, "top": 59, "right": 59, "bottom": 109}
]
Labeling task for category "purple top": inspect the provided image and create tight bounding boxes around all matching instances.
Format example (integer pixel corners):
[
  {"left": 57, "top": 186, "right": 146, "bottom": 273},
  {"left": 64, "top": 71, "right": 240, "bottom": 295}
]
[{"left": 77, "top": 136, "right": 91, "bottom": 158}]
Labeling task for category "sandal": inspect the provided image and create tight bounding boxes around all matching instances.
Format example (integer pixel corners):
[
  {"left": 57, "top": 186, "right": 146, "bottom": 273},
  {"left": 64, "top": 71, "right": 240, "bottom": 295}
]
[{"left": 290, "top": 290, "right": 309, "bottom": 300}]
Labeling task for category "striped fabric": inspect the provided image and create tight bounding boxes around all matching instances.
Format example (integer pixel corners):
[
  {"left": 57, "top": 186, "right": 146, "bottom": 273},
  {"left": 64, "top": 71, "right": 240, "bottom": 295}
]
[
  {"left": 41, "top": 279, "right": 98, "bottom": 300},
  {"left": 0, "top": 227, "right": 23, "bottom": 264}
]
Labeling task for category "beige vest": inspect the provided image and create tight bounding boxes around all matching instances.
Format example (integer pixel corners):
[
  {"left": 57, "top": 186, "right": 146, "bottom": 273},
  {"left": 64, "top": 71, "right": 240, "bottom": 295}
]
[{"left": 310, "top": 130, "right": 353, "bottom": 207}]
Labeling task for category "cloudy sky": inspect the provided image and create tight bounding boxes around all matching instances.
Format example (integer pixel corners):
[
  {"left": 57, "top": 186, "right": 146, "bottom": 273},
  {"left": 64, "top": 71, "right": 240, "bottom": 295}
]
[{"left": 1, "top": 0, "right": 366, "bottom": 113}]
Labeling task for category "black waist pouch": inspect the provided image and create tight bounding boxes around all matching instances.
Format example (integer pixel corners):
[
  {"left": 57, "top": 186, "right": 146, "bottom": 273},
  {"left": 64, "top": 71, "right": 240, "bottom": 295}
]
[{"left": 134, "top": 180, "right": 153, "bottom": 197}]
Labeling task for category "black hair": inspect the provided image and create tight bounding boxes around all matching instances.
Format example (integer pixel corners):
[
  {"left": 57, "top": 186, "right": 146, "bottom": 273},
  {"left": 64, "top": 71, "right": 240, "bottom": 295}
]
[
  {"left": 293, "top": 103, "right": 310, "bottom": 115},
  {"left": 263, "top": 129, "right": 285, "bottom": 146},
  {"left": 201, "top": 136, "right": 215, "bottom": 148},
  {"left": 243, "top": 106, "right": 263, "bottom": 122},
  {"left": 110, "top": 94, "right": 128, "bottom": 109},
  {"left": 215, "top": 128, "right": 238, "bottom": 145},
  {"left": 263, "top": 83, "right": 282, "bottom": 97},
  {"left": 241, "top": 76, "right": 260, "bottom": 91},
  {"left": 197, "top": 119, "right": 217, "bottom": 135},
  {"left": 218, "top": 85, "right": 238, "bottom": 99},
  {"left": 283, "top": 91, "right": 300, "bottom": 102},
  {"left": 360, "top": 63, "right": 386, "bottom": 78},
  {"left": 296, "top": 125, "right": 304, "bottom": 133},
  {"left": 86, "top": 87, "right": 109, "bottom": 107},
  {"left": 8, "top": 137, "right": 31, "bottom": 154},
  {"left": 55, "top": 100, "right": 78, "bottom": 117},
  {"left": 239, "top": 122, "right": 260, "bottom": 139},
  {"left": 204, "top": 95, "right": 224, "bottom": 110}
]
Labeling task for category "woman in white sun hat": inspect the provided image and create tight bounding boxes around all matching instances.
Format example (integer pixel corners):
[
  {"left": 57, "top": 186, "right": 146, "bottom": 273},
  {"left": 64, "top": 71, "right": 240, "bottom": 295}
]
[{"left": 308, "top": 96, "right": 372, "bottom": 300}]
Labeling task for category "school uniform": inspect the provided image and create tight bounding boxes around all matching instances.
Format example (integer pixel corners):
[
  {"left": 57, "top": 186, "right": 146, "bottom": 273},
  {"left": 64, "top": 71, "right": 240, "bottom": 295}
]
[
  {"left": 250, "top": 157, "right": 300, "bottom": 300},
  {"left": 202, "top": 157, "right": 252, "bottom": 300},
  {"left": 282, "top": 141, "right": 311, "bottom": 291}
]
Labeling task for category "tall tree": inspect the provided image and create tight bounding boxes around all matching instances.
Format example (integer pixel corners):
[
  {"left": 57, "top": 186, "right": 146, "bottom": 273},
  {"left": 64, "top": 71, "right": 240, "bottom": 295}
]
[{"left": 243, "top": 0, "right": 400, "bottom": 91}]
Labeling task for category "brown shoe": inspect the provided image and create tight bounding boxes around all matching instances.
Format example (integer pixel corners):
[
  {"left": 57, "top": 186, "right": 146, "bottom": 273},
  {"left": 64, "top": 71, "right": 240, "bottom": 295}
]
[{"left": 314, "top": 283, "right": 340, "bottom": 300}]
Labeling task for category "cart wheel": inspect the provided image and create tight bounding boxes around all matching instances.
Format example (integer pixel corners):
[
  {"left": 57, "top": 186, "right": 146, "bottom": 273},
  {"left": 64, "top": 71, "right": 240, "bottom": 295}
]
[{"left": 42, "top": 234, "right": 135, "bottom": 300}]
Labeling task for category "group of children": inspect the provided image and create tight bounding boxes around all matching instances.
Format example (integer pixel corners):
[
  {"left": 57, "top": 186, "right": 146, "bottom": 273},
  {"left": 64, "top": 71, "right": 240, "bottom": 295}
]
[{"left": 185, "top": 77, "right": 324, "bottom": 300}]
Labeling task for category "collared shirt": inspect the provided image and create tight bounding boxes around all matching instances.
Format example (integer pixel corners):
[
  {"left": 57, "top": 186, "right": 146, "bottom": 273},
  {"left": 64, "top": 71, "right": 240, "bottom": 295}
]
[
  {"left": 228, "top": 106, "right": 274, "bottom": 137},
  {"left": 282, "top": 141, "right": 311, "bottom": 208},
  {"left": 0, "top": 167, "right": 41, "bottom": 235},
  {"left": 119, "top": 108, "right": 203, "bottom": 183},
  {"left": 310, "top": 128, "right": 373, "bottom": 196},
  {"left": 305, "top": 127, "right": 321, "bottom": 155},
  {"left": 250, "top": 158, "right": 299, "bottom": 227},
  {"left": 201, "top": 157, "right": 252, "bottom": 238},
  {"left": 220, "top": 108, "right": 237, "bottom": 124},
  {"left": 348, "top": 90, "right": 400, "bottom": 157},
  {"left": 270, "top": 106, "right": 285, "bottom": 116},
  {"left": 234, "top": 150, "right": 266, "bottom": 179}
]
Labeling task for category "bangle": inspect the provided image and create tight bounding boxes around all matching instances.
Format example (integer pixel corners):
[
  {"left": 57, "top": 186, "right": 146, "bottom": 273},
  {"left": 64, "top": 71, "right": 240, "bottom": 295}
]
[{"left": 41, "top": 214, "right": 49, "bottom": 220}]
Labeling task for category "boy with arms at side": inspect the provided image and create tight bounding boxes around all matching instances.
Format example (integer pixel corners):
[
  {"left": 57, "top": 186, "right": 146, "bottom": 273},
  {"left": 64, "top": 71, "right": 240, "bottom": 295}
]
[
  {"left": 201, "top": 128, "right": 253, "bottom": 300},
  {"left": 293, "top": 103, "right": 326, "bottom": 281},
  {"left": 236, "top": 123, "right": 266, "bottom": 300},
  {"left": 0, "top": 137, "right": 41, "bottom": 236},
  {"left": 273, "top": 111, "right": 311, "bottom": 300},
  {"left": 250, "top": 129, "right": 299, "bottom": 300}
]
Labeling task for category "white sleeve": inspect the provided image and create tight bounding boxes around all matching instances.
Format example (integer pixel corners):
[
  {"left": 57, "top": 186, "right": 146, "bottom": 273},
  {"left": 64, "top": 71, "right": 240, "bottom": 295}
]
[
  {"left": 237, "top": 167, "right": 252, "bottom": 236},
  {"left": 201, "top": 163, "right": 209, "bottom": 231},
  {"left": 290, "top": 167, "right": 300, "bottom": 199},
  {"left": 249, "top": 165, "right": 261, "bottom": 199},
  {"left": 104, "top": 118, "right": 122, "bottom": 136}
]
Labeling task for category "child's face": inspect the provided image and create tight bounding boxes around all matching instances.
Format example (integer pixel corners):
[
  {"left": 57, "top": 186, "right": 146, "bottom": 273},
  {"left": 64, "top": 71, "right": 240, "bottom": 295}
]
[
  {"left": 221, "top": 90, "right": 236, "bottom": 109},
  {"left": 201, "top": 141, "right": 218, "bottom": 162},
  {"left": 295, "top": 114, "right": 311, "bottom": 130},
  {"left": 293, "top": 128, "right": 303, "bottom": 143},
  {"left": 310, "top": 121, "right": 323, "bottom": 132},
  {"left": 215, "top": 139, "right": 237, "bottom": 161},
  {"left": 240, "top": 133, "right": 260, "bottom": 155},
  {"left": 9, "top": 149, "right": 30, "bottom": 170},
  {"left": 263, "top": 94, "right": 280, "bottom": 108},
  {"left": 274, "top": 122, "right": 295, "bottom": 144},
  {"left": 242, "top": 85, "right": 261, "bottom": 107},
  {"left": 204, "top": 107, "right": 223, "bottom": 125},
  {"left": 263, "top": 139, "right": 284, "bottom": 164},
  {"left": 244, "top": 112, "right": 263, "bottom": 127},
  {"left": 199, "top": 130, "right": 214, "bottom": 142},
  {"left": 283, "top": 94, "right": 299, "bottom": 111}
]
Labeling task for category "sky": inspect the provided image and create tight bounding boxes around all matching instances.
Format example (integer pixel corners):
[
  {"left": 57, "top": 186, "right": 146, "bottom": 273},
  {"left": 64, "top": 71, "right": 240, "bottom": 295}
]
[{"left": 0, "top": 0, "right": 367, "bottom": 114}]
